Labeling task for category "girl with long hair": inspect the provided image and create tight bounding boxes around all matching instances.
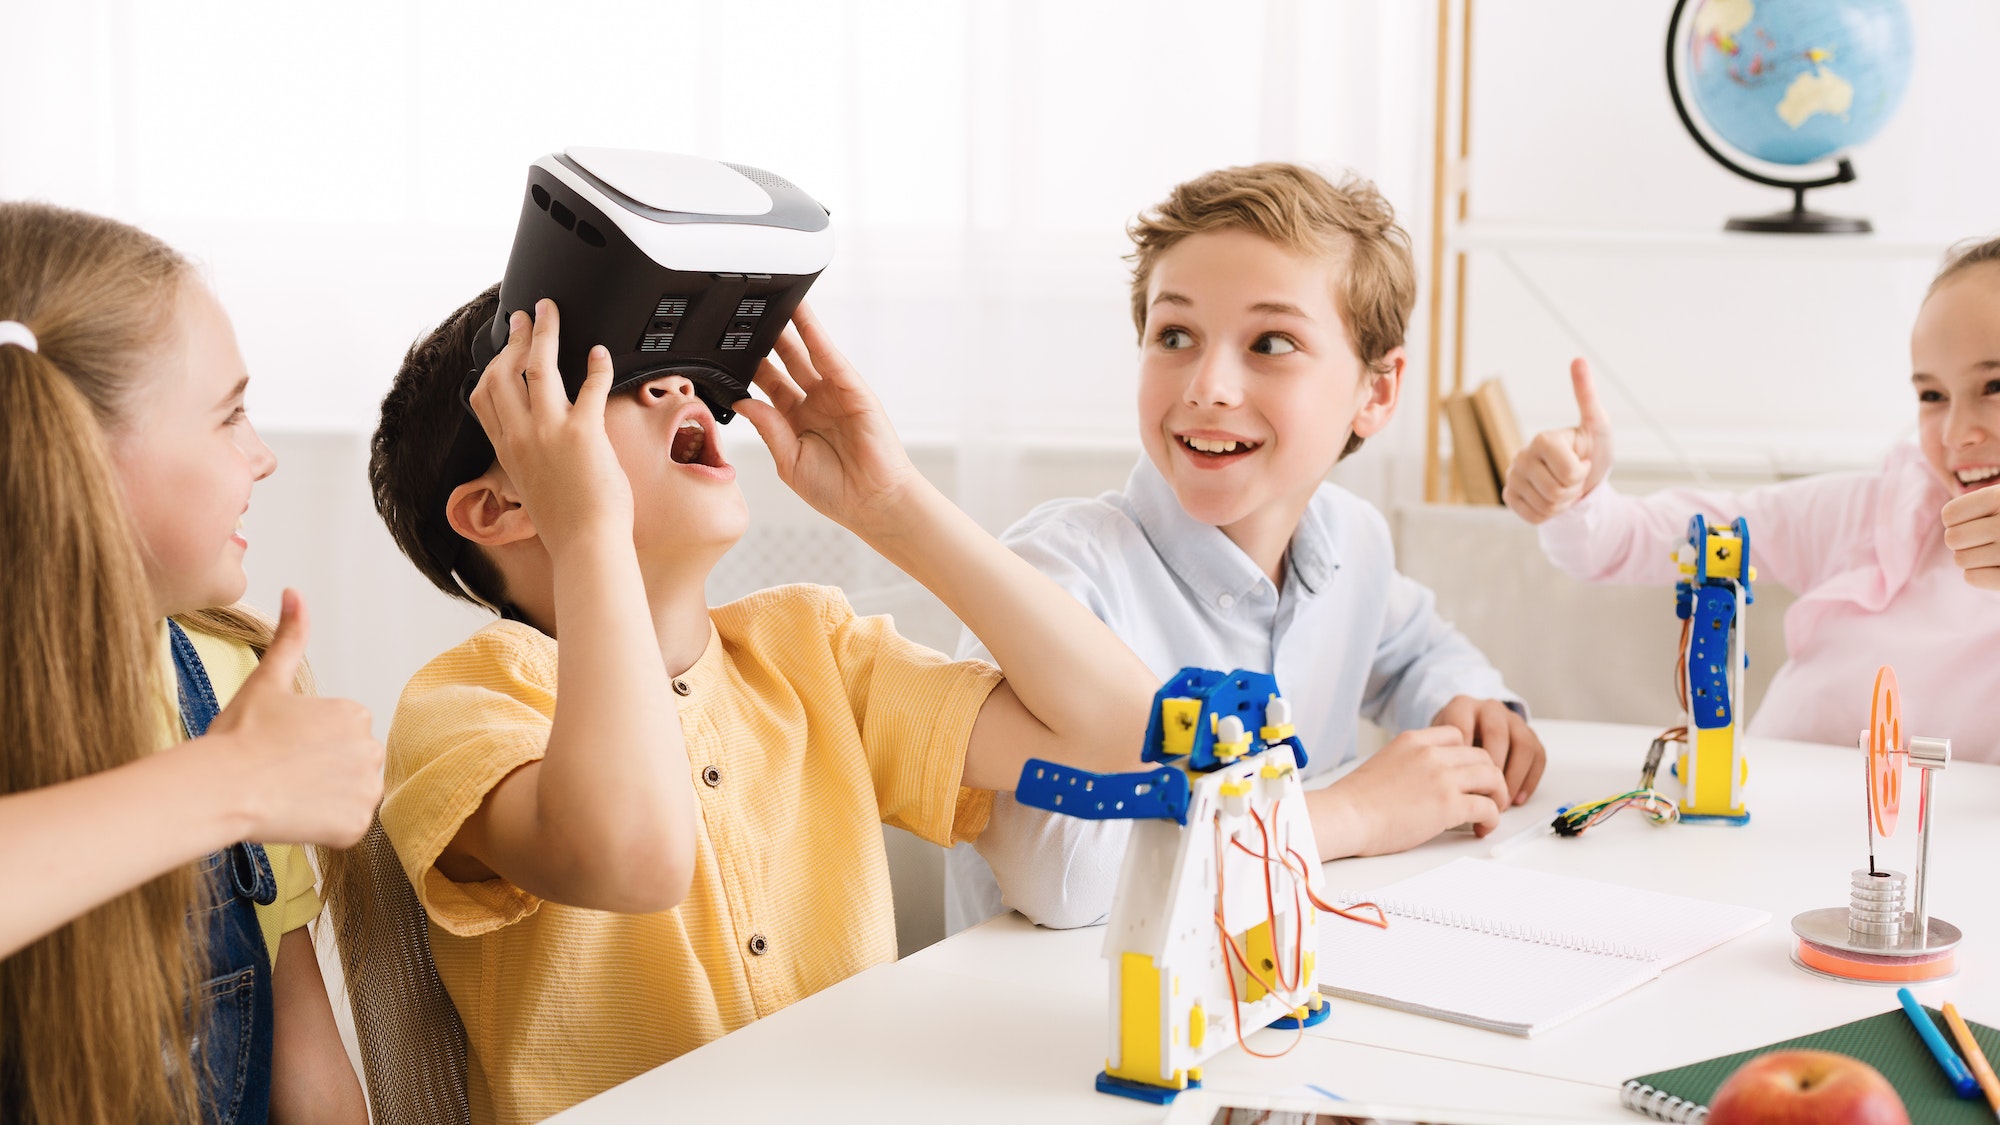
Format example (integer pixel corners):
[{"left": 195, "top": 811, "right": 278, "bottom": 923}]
[{"left": 0, "top": 201, "right": 384, "bottom": 1123}]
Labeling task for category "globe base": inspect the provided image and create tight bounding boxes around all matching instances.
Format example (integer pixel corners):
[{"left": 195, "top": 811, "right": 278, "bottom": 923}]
[{"left": 1726, "top": 210, "right": 1872, "bottom": 235}]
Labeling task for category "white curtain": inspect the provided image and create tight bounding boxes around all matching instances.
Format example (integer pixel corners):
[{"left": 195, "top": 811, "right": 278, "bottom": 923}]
[
  {"left": 0, "top": 0, "right": 1431, "bottom": 443},
  {"left": 0, "top": 0, "right": 1437, "bottom": 719}
]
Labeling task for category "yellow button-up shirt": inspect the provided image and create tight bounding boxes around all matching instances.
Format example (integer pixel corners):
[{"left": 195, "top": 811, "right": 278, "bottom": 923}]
[{"left": 380, "top": 584, "right": 1000, "bottom": 1125}]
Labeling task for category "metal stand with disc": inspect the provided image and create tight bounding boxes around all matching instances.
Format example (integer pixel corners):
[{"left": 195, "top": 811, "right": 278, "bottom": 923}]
[{"left": 1791, "top": 667, "right": 1960, "bottom": 983}]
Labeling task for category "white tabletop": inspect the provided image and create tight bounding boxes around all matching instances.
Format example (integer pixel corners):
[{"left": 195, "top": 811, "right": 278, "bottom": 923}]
[{"left": 552, "top": 720, "right": 2000, "bottom": 1123}]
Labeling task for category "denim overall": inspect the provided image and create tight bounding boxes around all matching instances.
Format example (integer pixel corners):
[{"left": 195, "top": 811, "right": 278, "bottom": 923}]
[{"left": 170, "top": 620, "right": 277, "bottom": 1125}]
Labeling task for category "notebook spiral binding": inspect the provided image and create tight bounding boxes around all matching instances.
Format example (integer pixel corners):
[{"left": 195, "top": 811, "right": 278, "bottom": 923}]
[
  {"left": 1619, "top": 1079, "right": 1708, "bottom": 1123},
  {"left": 1336, "top": 894, "right": 1664, "bottom": 962}
]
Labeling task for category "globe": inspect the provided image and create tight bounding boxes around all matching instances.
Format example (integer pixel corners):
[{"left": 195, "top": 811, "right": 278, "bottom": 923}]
[
  {"left": 1686, "top": 0, "right": 1912, "bottom": 166},
  {"left": 1667, "top": 0, "right": 1914, "bottom": 232}
]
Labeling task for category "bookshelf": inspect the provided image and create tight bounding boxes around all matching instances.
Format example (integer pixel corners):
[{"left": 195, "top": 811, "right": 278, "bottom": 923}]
[{"left": 1420, "top": 4, "right": 1955, "bottom": 502}]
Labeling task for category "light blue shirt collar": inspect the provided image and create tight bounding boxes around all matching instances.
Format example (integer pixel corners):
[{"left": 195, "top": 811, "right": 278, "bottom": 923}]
[{"left": 1122, "top": 455, "right": 1339, "bottom": 604}]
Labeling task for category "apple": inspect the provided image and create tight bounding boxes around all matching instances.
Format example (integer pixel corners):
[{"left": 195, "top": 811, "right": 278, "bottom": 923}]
[{"left": 1706, "top": 1050, "right": 1910, "bottom": 1125}]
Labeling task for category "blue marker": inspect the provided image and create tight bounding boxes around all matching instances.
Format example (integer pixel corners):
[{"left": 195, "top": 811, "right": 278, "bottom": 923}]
[{"left": 1898, "top": 986, "right": 1981, "bottom": 1099}]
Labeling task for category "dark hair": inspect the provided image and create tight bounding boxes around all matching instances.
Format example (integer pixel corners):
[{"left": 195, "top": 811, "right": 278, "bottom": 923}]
[{"left": 369, "top": 283, "right": 507, "bottom": 609}]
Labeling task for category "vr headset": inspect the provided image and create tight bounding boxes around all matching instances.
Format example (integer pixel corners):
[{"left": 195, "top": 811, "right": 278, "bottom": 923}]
[{"left": 424, "top": 148, "right": 834, "bottom": 577}]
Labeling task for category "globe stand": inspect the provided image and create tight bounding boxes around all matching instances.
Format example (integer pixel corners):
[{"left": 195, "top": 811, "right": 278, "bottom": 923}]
[
  {"left": 1666, "top": 0, "right": 1877, "bottom": 236},
  {"left": 1725, "top": 178, "right": 1872, "bottom": 235}
]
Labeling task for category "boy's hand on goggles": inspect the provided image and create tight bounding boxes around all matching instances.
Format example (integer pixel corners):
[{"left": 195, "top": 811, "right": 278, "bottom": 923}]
[
  {"left": 1943, "top": 486, "right": 2000, "bottom": 591},
  {"left": 736, "top": 301, "right": 920, "bottom": 534},
  {"left": 467, "top": 300, "right": 632, "bottom": 551},
  {"left": 1504, "top": 358, "right": 1614, "bottom": 525}
]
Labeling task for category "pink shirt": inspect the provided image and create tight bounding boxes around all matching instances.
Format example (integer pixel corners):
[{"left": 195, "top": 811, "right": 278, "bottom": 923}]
[{"left": 1539, "top": 443, "right": 2000, "bottom": 761}]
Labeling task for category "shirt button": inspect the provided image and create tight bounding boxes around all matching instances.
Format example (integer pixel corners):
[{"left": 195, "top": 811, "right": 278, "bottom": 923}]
[
  {"left": 672, "top": 679, "right": 691, "bottom": 697},
  {"left": 747, "top": 934, "right": 768, "bottom": 956},
  {"left": 1217, "top": 594, "right": 1235, "bottom": 609},
  {"left": 702, "top": 765, "right": 722, "bottom": 788}
]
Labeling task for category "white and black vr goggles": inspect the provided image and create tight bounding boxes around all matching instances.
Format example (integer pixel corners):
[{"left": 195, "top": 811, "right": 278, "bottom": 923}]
[
  {"left": 426, "top": 148, "right": 833, "bottom": 575},
  {"left": 471, "top": 146, "right": 833, "bottom": 417}
]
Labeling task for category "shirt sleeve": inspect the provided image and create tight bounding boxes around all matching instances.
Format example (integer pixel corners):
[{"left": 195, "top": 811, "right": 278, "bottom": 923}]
[
  {"left": 828, "top": 594, "right": 1003, "bottom": 849},
  {"left": 1360, "top": 570, "right": 1520, "bottom": 735},
  {"left": 1538, "top": 472, "right": 1881, "bottom": 595},
  {"left": 270, "top": 843, "right": 322, "bottom": 932},
  {"left": 377, "top": 628, "right": 556, "bottom": 938},
  {"left": 952, "top": 517, "right": 1131, "bottom": 929},
  {"left": 248, "top": 842, "right": 323, "bottom": 964}
]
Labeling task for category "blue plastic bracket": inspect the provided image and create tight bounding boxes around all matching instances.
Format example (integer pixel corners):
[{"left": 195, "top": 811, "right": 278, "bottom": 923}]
[
  {"left": 1094, "top": 1071, "right": 1199, "bottom": 1104},
  {"left": 1014, "top": 759, "right": 1191, "bottom": 824},
  {"left": 1139, "top": 666, "right": 1305, "bottom": 773},
  {"left": 1686, "top": 585, "right": 1736, "bottom": 730}
]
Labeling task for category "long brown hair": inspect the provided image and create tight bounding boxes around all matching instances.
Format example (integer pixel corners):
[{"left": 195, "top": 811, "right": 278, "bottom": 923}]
[{"left": 0, "top": 202, "right": 291, "bottom": 1123}]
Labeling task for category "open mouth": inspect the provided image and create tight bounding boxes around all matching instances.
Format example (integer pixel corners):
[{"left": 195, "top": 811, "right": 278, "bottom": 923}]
[
  {"left": 668, "top": 409, "right": 730, "bottom": 472},
  {"left": 1956, "top": 465, "right": 2000, "bottom": 492},
  {"left": 1177, "top": 433, "right": 1263, "bottom": 461}
]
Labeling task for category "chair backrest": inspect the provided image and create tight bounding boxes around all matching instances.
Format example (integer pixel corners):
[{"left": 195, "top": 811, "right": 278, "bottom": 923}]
[{"left": 326, "top": 818, "right": 472, "bottom": 1125}]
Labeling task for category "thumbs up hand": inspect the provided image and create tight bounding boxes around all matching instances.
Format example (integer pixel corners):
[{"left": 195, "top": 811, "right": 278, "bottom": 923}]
[
  {"left": 197, "top": 590, "right": 385, "bottom": 847},
  {"left": 1503, "top": 358, "right": 1615, "bottom": 525}
]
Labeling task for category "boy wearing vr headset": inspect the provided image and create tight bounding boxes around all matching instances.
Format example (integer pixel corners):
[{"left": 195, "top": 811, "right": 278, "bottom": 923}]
[{"left": 367, "top": 291, "right": 1157, "bottom": 1123}]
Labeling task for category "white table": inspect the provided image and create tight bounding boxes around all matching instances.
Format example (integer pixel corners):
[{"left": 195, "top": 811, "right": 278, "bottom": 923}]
[{"left": 552, "top": 721, "right": 2000, "bottom": 1122}]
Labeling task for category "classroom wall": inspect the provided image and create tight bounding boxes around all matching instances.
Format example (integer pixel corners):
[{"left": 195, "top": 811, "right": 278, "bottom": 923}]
[
  {"left": 6, "top": 0, "right": 1996, "bottom": 963},
  {"left": 1457, "top": 0, "right": 2000, "bottom": 476}
]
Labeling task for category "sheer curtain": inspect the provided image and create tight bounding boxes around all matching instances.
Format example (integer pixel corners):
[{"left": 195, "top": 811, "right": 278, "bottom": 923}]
[
  {"left": 1, "top": 0, "right": 1431, "bottom": 439},
  {"left": 0, "top": 0, "right": 1435, "bottom": 711},
  {"left": 2, "top": 0, "right": 1436, "bottom": 957}
]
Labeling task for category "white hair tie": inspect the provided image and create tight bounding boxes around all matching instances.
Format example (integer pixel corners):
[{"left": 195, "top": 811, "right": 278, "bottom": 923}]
[{"left": 0, "top": 321, "right": 37, "bottom": 353}]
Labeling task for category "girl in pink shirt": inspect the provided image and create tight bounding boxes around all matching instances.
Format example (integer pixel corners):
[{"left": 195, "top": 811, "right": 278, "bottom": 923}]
[{"left": 1505, "top": 237, "right": 2000, "bottom": 761}]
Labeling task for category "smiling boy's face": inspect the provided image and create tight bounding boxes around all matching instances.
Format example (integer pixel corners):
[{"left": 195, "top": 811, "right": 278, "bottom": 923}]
[
  {"left": 1913, "top": 262, "right": 2000, "bottom": 499},
  {"left": 1137, "top": 228, "right": 1399, "bottom": 536}
]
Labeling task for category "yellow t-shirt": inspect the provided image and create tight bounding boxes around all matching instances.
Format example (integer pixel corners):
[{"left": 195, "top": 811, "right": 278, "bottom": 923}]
[
  {"left": 379, "top": 584, "right": 1001, "bottom": 1125},
  {"left": 156, "top": 622, "right": 323, "bottom": 963}
]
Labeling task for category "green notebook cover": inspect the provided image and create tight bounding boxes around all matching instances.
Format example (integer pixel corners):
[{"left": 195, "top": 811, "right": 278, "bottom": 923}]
[{"left": 1620, "top": 1007, "right": 2000, "bottom": 1123}]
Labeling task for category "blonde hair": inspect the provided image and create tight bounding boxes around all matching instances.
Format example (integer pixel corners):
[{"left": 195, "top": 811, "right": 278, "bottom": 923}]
[
  {"left": 1929, "top": 235, "right": 2000, "bottom": 298},
  {"left": 1126, "top": 163, "right": 1417, "bottom": 457},
  {"left": 0, "top": 202, "right": 296, "bottom": 1123}
]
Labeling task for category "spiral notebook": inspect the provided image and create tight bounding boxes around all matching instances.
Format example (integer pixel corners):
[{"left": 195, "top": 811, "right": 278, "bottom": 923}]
[
  {"left": 1316, "top": 859, "right": 1769, "bottom": 1037},
  {"left": 1620, "top": 1007, "right": 2000, "bottom": 1122}
]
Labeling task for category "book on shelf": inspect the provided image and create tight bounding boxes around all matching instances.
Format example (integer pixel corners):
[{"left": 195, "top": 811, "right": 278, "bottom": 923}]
[
  {"left": 1443, "top": 391, "right": 1500, "bottom": 505},
  {"left": 1441, "top": 377, "right": 1524, "bottom": 507},
  {"left": 1470, "top": 377, "right": 1524, "bottom": 484}
]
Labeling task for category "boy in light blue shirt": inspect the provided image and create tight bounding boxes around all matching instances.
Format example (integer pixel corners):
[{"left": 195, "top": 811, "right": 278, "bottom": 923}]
[{"left": 947, "top": 163, "right": 1545, "bottom": 932}]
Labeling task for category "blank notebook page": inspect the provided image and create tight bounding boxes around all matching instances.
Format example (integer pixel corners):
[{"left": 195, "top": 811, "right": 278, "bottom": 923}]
[{"left": 1316, "top": 858, "right": 1770, "bottom": 1036}]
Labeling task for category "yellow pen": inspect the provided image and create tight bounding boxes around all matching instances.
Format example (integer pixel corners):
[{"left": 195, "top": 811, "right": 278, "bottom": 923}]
[{"left": 1942, "top": 1002, "right": 2000, "bottom": 1117}]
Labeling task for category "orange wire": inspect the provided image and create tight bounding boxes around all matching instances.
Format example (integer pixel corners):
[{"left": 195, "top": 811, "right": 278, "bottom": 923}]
[
  {"left": 1673, "top": 615, "right": 1691, "bottom": 716},
  {"left": 1213, "top": 911, "right": 1306, "bottom": 1059},
  {"left": 1210, "top": 811, "right": 1309, "bottom": 1060},
  {"left": 1282, "top": 845, "right": 1389, "bottom": 928},
  {"left": 1247, "top": 808, "right": 1301, "bottom": 993}
]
